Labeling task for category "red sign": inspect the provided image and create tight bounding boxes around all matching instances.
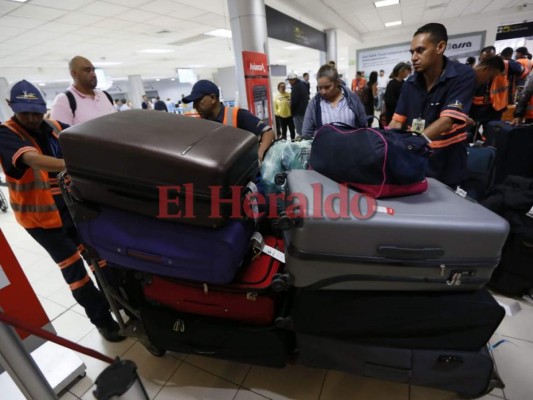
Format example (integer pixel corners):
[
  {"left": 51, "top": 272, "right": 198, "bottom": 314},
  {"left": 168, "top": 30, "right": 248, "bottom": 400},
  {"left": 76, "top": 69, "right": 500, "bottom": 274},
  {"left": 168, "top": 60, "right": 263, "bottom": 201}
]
[
  {"left": 242, "top": 51, "right": 272, "bottom": 126},
  {"left": 0, "top": 229, "right": 49, "bottom": 340}
]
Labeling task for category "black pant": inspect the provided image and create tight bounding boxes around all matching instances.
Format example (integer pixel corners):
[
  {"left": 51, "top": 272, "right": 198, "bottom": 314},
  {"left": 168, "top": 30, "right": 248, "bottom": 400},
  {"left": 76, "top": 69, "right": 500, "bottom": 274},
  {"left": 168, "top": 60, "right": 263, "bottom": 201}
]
[
  {"left": 27, "top": 224, "right": 113, "bottom": 328},
  {"left": 279, "top": 116, "right": 296, "bottom": 140}
]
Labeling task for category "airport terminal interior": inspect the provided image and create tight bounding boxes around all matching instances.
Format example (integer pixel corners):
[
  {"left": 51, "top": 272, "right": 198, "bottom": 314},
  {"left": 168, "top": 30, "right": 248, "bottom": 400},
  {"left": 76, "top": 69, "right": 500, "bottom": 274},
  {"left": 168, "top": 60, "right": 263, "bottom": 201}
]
[{"left": 1, "top": 0, "right": 533, "bottom": 399}]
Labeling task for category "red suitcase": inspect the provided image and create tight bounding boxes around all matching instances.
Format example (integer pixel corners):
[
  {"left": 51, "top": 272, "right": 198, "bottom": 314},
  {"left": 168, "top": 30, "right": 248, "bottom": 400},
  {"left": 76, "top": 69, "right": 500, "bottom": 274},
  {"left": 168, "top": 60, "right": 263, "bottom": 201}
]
[{"left": 142, "top": 236, "right": 285, "bottom": 325}]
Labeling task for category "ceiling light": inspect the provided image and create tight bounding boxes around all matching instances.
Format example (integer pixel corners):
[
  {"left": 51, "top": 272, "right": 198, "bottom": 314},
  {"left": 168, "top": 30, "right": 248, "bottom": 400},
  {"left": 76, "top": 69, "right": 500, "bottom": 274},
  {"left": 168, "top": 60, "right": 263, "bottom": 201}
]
[
  {"left": 139, "top": 49, "right": 175, "bottom": 54},
  {"left": 10, "top": 0, "right": 29, "bottom": 3},
  {"left": 283, "top": 45, "right": 302, "bottom": 50},
  {"left": 187, "top": 64, "right": 206, "bottom": 68},
  {"left": 171, "top": 78, "right": 175, "bottom": 81},
  {"left": 38, "top": 83, "right": 46, "bottom": 86},
  {"left": 385, "top": 20, "right": 402, "bottom": 27},
  {"left": 156, "top": 78, "right": 160, "bottom": 82},
  {"left": 375, "top": 0, "right": 400, "bottom": 8},
  {"left": 204, "top": 29, "right": 232, "bottom": 39}
]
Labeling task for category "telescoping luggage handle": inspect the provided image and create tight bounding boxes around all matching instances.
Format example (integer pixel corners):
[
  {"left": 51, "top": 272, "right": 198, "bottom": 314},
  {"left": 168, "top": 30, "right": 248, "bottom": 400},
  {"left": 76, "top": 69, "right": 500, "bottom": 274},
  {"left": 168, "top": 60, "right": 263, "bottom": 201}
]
[{"left": 251, "top": 232, "right": 285, "bottom": 264}]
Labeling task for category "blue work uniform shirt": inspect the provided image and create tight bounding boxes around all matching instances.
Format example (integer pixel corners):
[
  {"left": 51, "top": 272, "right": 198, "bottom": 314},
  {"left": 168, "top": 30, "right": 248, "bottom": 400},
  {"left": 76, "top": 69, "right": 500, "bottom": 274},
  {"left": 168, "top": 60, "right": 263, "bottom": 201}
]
[{"left": 392, "top": 57, "right": 476, "bottom": 187}]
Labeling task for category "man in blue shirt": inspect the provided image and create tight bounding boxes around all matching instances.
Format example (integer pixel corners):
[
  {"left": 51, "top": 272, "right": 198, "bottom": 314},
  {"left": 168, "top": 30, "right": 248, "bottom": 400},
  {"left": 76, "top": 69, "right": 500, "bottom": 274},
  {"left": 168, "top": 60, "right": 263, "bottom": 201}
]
[
  {"left": 182, "top": 80, "right": 274, "bottom": 161},
  {"left": 389, "top": 23, "right": 476, "bottom": 188}
]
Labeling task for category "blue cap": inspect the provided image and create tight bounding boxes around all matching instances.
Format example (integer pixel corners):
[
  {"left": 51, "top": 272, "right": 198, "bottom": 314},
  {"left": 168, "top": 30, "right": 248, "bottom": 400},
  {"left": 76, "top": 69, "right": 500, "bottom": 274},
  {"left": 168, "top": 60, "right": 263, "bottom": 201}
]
[
  {"left": 182, "top": 80, "right": 219, "bottom": 104},
  {"left": 9, "top": 80, "right": 47, "bottom": 114}
]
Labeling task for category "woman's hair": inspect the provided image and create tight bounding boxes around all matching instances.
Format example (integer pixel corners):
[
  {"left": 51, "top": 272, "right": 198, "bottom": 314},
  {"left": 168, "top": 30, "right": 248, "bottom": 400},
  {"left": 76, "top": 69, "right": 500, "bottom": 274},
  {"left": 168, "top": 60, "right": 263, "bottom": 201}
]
[
  {"left": 390, "top": 62, "right": 411, "bottom": 79},
  {"left": 367, "top": 71, "right": 378, "bottom": 87},
  {"left": 316, "top": 64, "right": 339, "bottom": 83},
  {"left": 277, "top": 81, "right": 286, "bottom": 90}
]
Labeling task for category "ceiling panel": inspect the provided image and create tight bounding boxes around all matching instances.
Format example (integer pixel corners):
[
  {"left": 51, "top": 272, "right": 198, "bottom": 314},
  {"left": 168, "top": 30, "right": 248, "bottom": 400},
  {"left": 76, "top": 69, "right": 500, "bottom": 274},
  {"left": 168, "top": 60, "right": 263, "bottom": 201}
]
[
  {"left": 0, "top": 15, "right": 46, "bottom": 29},
  {"left": 56, "top": 12, "right": 107, "bottom": 26},
  {"left": 8, "top": 4, "right": 69, "bottom": 20},
  {"left": 77, "top": 1, "right": 130, "bottom": 17},
  {"left": 28, "top": 0, "right": 91, "bottom": 11}
]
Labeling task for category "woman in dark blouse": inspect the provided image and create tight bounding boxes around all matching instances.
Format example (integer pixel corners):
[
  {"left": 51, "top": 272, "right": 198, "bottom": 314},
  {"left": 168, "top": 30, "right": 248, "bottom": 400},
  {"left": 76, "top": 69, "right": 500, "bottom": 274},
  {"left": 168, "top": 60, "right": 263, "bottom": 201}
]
[{"left": 383, "top": 62, "right": 412, "bottom": 125}]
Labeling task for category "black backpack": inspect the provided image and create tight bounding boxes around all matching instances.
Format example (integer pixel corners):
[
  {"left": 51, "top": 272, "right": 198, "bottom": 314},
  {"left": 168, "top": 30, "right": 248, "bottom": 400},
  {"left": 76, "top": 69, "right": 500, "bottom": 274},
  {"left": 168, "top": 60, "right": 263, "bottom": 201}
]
[
  {"left": 482, "top": 176, "right": 533, "bottom": 296},
  {"left": 65, "top": 90, "right": 113, "bottom": 117}
]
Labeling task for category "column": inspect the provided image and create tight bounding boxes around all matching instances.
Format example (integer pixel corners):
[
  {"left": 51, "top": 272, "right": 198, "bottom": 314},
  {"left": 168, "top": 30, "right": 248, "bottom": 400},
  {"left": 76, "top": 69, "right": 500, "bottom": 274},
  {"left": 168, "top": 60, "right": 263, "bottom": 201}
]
[
  {"left": 0, "top": 78, "right": 12, "bottom": 122},
  {"left": 227, "top": 0, "right": 269, "bottom": 109},
  {"left": 325, "top": 29, "right": 337, "bottom": 65},
  {"left": 128, "top": 75, "right": 145, "bottom": 110}
]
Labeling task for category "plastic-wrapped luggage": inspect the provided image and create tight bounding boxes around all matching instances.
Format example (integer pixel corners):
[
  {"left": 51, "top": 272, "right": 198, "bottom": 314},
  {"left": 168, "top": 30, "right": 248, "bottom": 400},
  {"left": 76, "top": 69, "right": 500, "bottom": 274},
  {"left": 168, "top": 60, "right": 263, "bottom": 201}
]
[
  {"left": 281, "top": 170, "right": 510, "bottom": 291},
  {"left": 59, "top": 110, "right": 259, "bottom": 228},
  {"left": 260, "top": 139, "right": 312, "bottom": 194}
]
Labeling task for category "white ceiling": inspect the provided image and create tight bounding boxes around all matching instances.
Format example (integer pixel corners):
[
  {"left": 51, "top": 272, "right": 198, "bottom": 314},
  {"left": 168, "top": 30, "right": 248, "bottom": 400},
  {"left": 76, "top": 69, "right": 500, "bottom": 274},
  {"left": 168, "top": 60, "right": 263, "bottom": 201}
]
[{"left": 0, "top": 0, "right": 530, "bottom": 85}]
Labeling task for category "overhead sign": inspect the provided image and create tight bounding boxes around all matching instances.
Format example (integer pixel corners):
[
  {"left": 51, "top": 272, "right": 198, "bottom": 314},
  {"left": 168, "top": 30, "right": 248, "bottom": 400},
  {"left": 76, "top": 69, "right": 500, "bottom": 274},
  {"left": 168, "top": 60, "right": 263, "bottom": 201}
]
[
  {"left": 265, "top": 6, "right": 327, "bottom": 52},
  {"left": 496, "top": 21, "right": 533, "bottom": 40},
  {"left": 357, "top": 31, "right": 485, "bottom": 76}
]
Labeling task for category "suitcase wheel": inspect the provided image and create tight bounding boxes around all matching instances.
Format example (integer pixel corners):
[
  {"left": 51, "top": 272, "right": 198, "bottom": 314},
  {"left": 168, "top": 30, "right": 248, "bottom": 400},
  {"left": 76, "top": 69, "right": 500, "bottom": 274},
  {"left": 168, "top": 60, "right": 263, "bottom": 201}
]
[
  {"left": 271, "top": 273, "right": 292, "bottom": 292},
  {"left": 145, "top": 343, "right": 166, "bottom": 357},
  {"left": 274, "top": 172, "right": 287, "bottom": 186}
]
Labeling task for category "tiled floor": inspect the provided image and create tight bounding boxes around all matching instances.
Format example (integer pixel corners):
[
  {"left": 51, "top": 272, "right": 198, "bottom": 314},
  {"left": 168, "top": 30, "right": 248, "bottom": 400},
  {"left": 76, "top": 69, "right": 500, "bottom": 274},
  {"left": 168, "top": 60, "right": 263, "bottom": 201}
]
[{"left": 1, "top": 184, "right": 532, "bottom": 400}]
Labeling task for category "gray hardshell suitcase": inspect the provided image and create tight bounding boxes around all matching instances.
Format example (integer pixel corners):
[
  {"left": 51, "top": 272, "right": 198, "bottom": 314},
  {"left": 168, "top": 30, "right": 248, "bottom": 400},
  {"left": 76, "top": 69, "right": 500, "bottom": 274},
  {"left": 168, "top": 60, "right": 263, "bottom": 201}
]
[
  {"left": 296, "top": 333, "right": 502, "bottom": 398},
  {"left": 59, "top": 110, "right": 259, "bottom": 228},
  {"left": 282, "top": 170, "right": 509, "bottom": 291}
]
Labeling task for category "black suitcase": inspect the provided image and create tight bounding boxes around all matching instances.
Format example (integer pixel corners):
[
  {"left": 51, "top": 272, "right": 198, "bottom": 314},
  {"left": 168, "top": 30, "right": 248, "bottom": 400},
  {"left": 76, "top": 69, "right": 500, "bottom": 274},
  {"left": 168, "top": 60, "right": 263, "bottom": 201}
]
[
  {"left": 296, "top": 334, "right": 502, "bottom": 398},
  {"left": 484, "top": 121, "right": 533, "bottom": 184},
  {"left": 291, "top": 289, "right": 504, "bottom": 351},
  {"left": 59, "top": 110, "right": 259, "bottom": 228},
  {"left": 462, "top": 145, "right": 496, "bottom": 201},
  {"left": 140, "top": 305, "right": 293, "bottom": 368}
]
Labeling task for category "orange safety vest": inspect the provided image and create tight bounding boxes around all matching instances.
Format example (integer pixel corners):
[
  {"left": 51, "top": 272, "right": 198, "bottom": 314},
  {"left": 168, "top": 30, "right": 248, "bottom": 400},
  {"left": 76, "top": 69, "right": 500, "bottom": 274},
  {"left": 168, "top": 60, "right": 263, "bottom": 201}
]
[
  {"left": 2, "top": 119, "right": 64, "bottom": 229},
  {"left": 490, "top": 60, "right": 509, "bottom": 111},
  {"left": 222, "top": 106, "right": 239, "bottom": 127}
]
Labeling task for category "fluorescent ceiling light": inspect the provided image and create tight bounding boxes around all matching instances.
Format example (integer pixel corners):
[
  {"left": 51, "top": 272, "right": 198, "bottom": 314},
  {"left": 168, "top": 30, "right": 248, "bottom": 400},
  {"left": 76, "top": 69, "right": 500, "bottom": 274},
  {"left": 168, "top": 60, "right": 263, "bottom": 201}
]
[
  {"left": 187, "top": 64, "right": 206, "bottom": 68},
  {"left": 94, "top": 61, "right": 123, "bottom": 67},
  {"left": 38, "top": 83, "right": 46, "bottom": 86},
  {"left": 385, "top": 20, "right": 402, "bottom": 27},
  {"left": 283, "top": 45, "right": 302, "bottom": 50},
  {"left": 204, "top": 29, "right": 232, "bottom": 39},
  {"left": 139, "top": 49, "right": 174, "bottom": 54},
  {"left": 10, "top": 0, "right": 29, "bottom": 3},
  {"left": 375, "top": 0, "right": 399, "bottom": 8}
]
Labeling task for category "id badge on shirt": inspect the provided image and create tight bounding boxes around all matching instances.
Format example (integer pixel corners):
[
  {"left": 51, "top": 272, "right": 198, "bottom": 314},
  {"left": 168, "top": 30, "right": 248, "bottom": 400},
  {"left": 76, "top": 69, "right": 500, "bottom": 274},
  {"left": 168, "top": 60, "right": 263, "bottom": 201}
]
[{"left": 412, "top": 118, "right": 426, "bottom": 134}]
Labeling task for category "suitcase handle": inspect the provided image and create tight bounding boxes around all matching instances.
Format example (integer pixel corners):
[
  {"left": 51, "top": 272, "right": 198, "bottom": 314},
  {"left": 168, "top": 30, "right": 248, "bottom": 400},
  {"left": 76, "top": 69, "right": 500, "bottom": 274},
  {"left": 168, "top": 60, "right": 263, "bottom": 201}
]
[
  {"left": 126, "top": 248, "right": 168, "bottom": 265},
  {"left": 377, "top": 246, "right": 444, "bottom": 259}
]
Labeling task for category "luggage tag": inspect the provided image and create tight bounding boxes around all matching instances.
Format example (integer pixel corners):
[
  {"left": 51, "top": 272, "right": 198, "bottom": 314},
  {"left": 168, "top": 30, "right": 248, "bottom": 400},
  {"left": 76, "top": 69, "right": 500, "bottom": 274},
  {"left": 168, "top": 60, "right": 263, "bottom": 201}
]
[
  {"left": 244, "top": 181, "right": 260, "bottom": 226},
  {"left": 251, "top": 232, "right": 285, "bottom": 263},
  {"left": 455, "top": 186, "right": 467, "bottom": 198}
]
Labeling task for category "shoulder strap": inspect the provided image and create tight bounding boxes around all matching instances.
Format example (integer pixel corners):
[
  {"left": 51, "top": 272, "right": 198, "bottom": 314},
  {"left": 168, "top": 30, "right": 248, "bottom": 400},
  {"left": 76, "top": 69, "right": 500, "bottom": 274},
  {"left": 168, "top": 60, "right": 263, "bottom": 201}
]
[
  {"left": 64, "top": 90, "right": 76, "bottom": 117},
  {"left": 44, "top": 119, "right": 63, "bottom": 138},
  {"left": 314, "top": 93, "right": 322, "bottom": 128},
  {"left": 102, "top": 90, "right": 113, "bottom": 105}
]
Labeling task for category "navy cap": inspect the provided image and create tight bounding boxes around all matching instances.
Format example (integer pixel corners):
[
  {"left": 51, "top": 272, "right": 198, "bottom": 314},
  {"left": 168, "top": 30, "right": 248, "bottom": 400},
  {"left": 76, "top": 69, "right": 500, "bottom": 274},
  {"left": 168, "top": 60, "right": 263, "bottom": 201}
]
[
  {"left": 182, "top": 80, "right": 219, "bottom": 104},
  {"left": 9, "top": 80, "right": 47, "bottom": 114}
]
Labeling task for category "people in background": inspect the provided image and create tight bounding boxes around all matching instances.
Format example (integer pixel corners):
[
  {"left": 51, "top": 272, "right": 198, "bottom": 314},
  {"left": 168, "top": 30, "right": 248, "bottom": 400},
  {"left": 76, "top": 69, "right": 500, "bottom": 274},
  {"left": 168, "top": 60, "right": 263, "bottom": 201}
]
[
  {"left": 302, "top": 64, "right": 367, "bottom": 139},
  {"left": 119, "top": 99, "right": 131, "bottom": 111},
  {"left": 0, "top": 80, "right": 124, "bottom": 342},
  {"left": 166, "top": 98, "right": 176, "bottom": 113},
  {"left": 50, "top": 56, "right": 116, "bottom": 125},
  {"left": 287, "top": 72, "right": 310, "bottom": 137},
  {"left": 153, "top": 96, "right": 168, "bottom": 112},
  {"left": 182, "top": 80, "right": 274, "bottom": 161},
  {"left": 383, "top": 62, "right": 412, "bottom": 125},
  {"left": 351, "top": 71, "right": 367, "bottom": 94},
  {"left": 376, "top": 69, "right": 388, "bottom": 111},
  {"left": 360, "top": 71, "right": 378, "bottom": 119},
  {"left": 389, "top": 23, "right": 476, "bottom": 188},
  {"left": 302, "top": 72, "right": 311, "bottom": 99},
  {"left": 512, "top": 70, "right": 533, "bottom": 125},
  {"left": 274, "top": 82, "right": 296, "bottom": 141},
  {"left": 141, "top": 95, "right": 152, "bottom": 110},
  {"left": 465, "top": 56, "right": 476, "bottom": 67}
]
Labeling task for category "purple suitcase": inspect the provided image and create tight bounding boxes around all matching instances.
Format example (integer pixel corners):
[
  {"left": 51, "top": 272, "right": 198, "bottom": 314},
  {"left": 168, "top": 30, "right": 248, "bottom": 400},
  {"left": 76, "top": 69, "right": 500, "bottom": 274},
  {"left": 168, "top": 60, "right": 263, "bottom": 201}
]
[{"left": 75, "top": 204, "right": 253, "bottom": 284}]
